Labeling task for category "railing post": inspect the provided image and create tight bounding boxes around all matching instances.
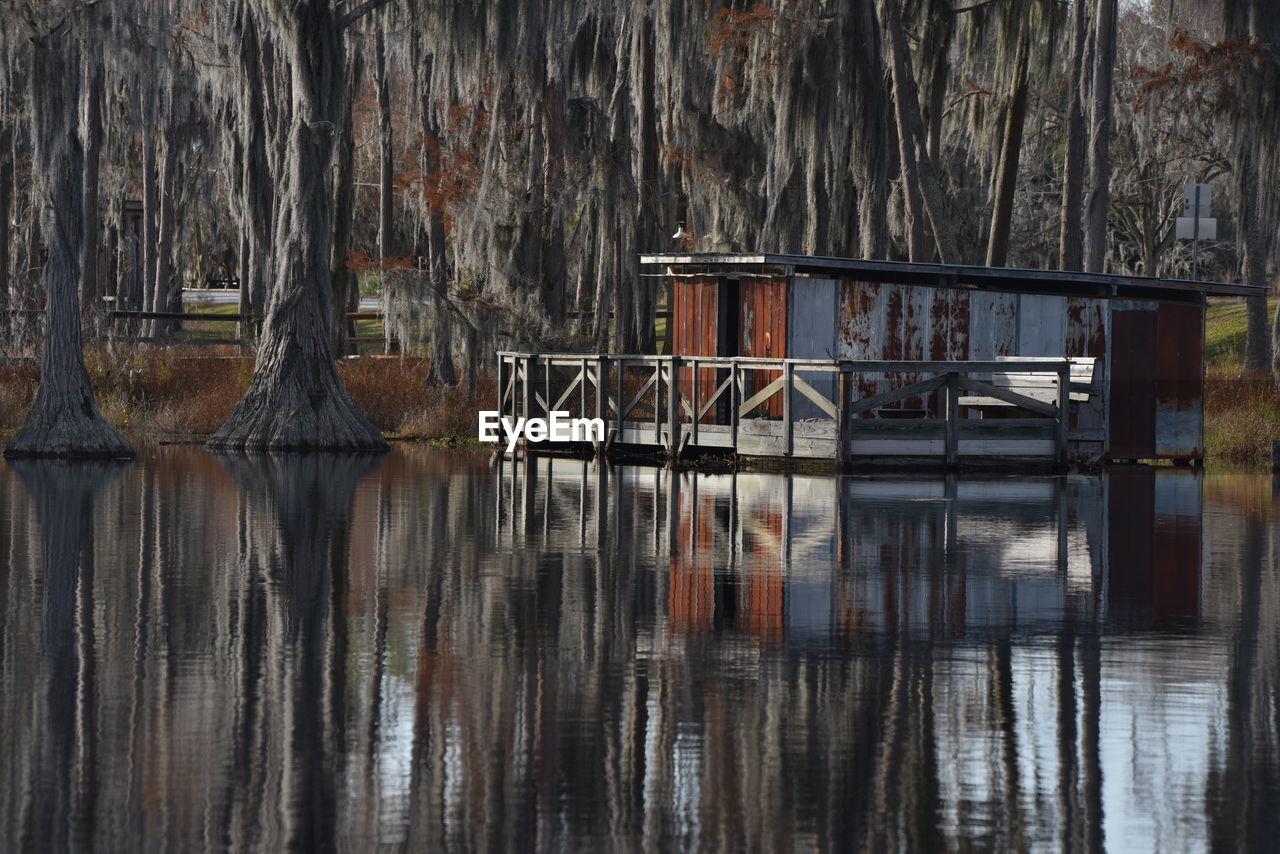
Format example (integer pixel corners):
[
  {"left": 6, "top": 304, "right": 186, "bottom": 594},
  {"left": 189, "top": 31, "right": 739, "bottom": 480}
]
[
  {"left": 615, "top": 358, "right": 624, "bottom": 442},
  {"left": 837, "top": 366, "right": 851, "bottom": 470},
  {"left": 690, "top": 361, "right": 699, "bottom": 449},
  {"left": 520, "top": 356, "right": 530, "bottom": 423},
  {"left": 783, "top": 360, "right": 794, "bottom": 457},
  {"left": 544, "top": 358, "right": 551, "bottom": 418},
  {"left": 730, "top": 361, "right": 739, "bottom": 451},
  {"left": 945, "top": 372, "right": 960, "bottom": 468},
  {"left": 667, "top": 357, "right": 681, "bottom": 461},
  {"left": 580, "top": 357, "right": 588, "bottom": 417},
  {"left": 595, "top": 355, "right": 608, "bottom": 457},
  {"left": 1057, "top": 363, "right": 1070, "bottom": 468},
  {"left": 653, "top": 360, "right": 661, "bottom": 443},
  {"left": 496, "top": 354, "right": 505, "bottom": 418}
]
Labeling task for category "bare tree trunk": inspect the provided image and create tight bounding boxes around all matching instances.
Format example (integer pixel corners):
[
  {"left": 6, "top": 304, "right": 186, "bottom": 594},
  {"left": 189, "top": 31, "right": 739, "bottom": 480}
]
[
  {"left": 1084, "top": 0, "right": 1117, "bottom": 273},
  {"left": 236, "top": 6, "right": 273, "bottom": 343},
  {"left": 0, "top": 121, "right": 12, "bottom": 326},
  {"left": 1223, "top": 1, "right": 1280, "bottom": 379},
  {"left": 6, "top": 25, "right": 132, "bottom": 459},
  {"left": 854, "top": 2, "right": 891, "bottom": 260},
  {"left": 79, "top": 56, "right": 102, "bottom": 314},
  {"left": 542, "top": 76, "right": 568, "bottom": 330},
  {"left": 630, "top": 13, "right": 657, "bottom": 350},
  {"left": 986, "top": 27, "right": 1030, "bottom": 268},
  {"left": 420, "top": 62, "right": 457, "bottom": 386},
  {"left": 878, "top": 0, "right": 956, "bottom": 263},
  {"left": 209, "top": 0, "right": 387, "bottom": 452},
  {"left": 140, "top": 101, "right": 158, "bottom": 316},
  {"left": 921, "top": 10, "right": 952, "bottom": 173},
  {"left": 592, "top": 206, "right": 611, "bottom": 349},
  {"left": 376, "top": 27, "right": 392, "bottom": 266},
  {"left": 104, "top": 222, "right": 118, "bottom": 304},
  {"left": 1059, "top": 0, "right": 1088, "bottom": 270},
  {"left": 1243, "top": 250, "right": 1271, "bottom": 375},
  {"left": 881, "top": 0, "right": 928, "bottom": 261},
  {"left": 330, "top": 45, "right": 363, "bottom": 355},
  {"left": 376, "top": 24, "right": 394, "bottom": 354},
  {"left": 150, "top": 123, "right": 182, "bottom": 338},
  {"left": 119, "top": 203, "right": 143, "bottom": 314}
]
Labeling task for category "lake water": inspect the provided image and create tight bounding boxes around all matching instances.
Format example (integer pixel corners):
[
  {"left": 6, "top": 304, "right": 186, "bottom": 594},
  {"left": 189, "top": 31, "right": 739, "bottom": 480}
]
[{"left": 1, "top": 446, "right": 1277, "bottom": 852}]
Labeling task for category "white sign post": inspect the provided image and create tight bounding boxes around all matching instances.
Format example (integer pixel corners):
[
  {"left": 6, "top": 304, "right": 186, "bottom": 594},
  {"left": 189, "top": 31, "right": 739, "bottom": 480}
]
[{"left": 1175, "top": 183, "right": 1215, "bottom": 280}]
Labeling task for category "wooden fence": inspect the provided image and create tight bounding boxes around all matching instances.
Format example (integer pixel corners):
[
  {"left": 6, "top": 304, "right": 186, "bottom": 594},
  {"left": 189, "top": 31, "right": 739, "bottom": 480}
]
[{"left": 497, "top": 351, "right": 1096, "bottom": 468}]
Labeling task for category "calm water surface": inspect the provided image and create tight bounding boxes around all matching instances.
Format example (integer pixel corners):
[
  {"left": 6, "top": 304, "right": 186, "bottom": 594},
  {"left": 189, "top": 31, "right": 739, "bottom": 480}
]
[{"left": 1, "top": 446, "right": 1277, "bottom": 852}]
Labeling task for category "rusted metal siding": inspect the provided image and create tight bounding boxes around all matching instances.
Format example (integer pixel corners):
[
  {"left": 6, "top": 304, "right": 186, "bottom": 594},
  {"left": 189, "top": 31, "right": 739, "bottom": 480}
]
[
  {"left": 672, "top": 276, "right": 721, "bottom": 421},
  {"left": 931, "top": 287, "right": 970, "bottom": 360},
  {"left": 837, "top": 280, "right": 964, "bottom": 414},
  {"left": 1154, "top": 301, "right": 1204, "bottom": 458},
  {"left": 838, "top": 282, "right": 886, "bottom": 407},
  {"left": 1103, "top": 299, "right": 1202, "bottom": 460},
  {"left": 1108, "top": 306, "right": 1158, "bottom": 458},
  {"left": 671, "top": 276, "right": 718, "bottom": 357},
  {"left": 739, "top": 276, "right": 788, "bottom": 416},
  {"left": 1065, "top": 296, "right": 1108, "bottom": 358}
]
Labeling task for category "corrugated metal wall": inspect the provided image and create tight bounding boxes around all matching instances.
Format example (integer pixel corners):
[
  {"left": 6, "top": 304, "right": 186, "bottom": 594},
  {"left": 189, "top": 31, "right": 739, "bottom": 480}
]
[
  {"left": 739, "top": 277, "right": 788, "bottom": 417},
  {"left": 672, "top": 276, "right": 721, "bottom": 421},
  {"left": 836, "top": 281, "right": 964, "bottom": 413},
  {"left": 1106, "top": 299, "right": 1204, "bottom": 459},
  {"left": 1154, "top": 302, "right": 1204, "bottom": 458}
]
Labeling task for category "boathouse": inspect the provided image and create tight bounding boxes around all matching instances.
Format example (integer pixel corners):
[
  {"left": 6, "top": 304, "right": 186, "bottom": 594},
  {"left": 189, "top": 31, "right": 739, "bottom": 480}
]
[{"left": 497, "top": 253, "right": 1259, "bottom": 467}]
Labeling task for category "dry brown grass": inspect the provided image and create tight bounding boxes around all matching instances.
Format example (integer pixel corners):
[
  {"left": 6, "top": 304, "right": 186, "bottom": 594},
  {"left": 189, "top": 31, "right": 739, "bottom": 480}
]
[
  {"left": 1, "top": 347, "right": 494, "bottom": 443},
  {"left": 337, "top": 356, "right": 496, "bottom": 440},
  {"left": 392, "top": 372, "right": 495, "bottom": 441},
  {"left": 1204, "top": 368, "right": 1280, "bottom": 465},
  {"left": 337, "top": 356, "right": 433, "bottom": 431},
  {"left": 0, "top": 361, "right": 39, "bottom": 436}
]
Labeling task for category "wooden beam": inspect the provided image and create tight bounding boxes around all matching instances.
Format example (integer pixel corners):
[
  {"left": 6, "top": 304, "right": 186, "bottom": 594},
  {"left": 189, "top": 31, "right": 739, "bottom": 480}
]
[
  {"left": 783, "top": 362, "right": 793, "bottom": 457},
  {"left": 793, "top": 374, "right": 838, "bottom": 419},
  {"left": 739, "top": 374, "right": 786, "bottom": 416},
  {"left": 955, "top": 376, "right": 1059, "bottom": 417},
  {"left": 945, "top": 373, "right": 959, "bottom": 468},
  {"left": 847, "top": 375, "right": 949, "bottom": 416}
]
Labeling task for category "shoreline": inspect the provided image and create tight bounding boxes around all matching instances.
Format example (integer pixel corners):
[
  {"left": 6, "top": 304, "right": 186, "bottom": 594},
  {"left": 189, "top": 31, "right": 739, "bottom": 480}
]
[{"left": 2, "top": 347, "right": 1277, "bottom": 469}]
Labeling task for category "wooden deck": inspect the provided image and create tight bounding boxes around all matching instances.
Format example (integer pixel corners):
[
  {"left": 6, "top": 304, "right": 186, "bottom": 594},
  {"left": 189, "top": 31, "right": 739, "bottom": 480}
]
[{"left": 497, "top": 351, "right": 1103, "bottom": 470}]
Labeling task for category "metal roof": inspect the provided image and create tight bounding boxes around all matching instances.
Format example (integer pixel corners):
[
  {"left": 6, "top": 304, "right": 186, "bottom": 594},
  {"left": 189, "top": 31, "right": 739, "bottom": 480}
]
[{"left": 639, "top": 252, "right": 1260, "bottom": 300}]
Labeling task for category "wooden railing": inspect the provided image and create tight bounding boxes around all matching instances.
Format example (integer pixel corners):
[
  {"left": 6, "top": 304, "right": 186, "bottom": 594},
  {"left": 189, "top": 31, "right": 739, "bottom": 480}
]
[
  {"left": 497, "top": 351, "right": 1085, "bottom": 467},
  {"left": 102, "top": 310, "right": 394, "bottom": 348}
]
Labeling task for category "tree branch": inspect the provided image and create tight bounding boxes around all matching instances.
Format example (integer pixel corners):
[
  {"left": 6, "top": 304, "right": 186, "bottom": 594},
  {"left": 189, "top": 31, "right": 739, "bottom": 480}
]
[{"left": 340, "top": 0, "right": 394, "bottom": 28}]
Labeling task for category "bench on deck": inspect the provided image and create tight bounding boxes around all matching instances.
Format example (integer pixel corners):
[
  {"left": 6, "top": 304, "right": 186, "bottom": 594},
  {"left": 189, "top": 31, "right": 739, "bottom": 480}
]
[{"left": 957, "top": 357, "right": 1098, "bottom": 414}]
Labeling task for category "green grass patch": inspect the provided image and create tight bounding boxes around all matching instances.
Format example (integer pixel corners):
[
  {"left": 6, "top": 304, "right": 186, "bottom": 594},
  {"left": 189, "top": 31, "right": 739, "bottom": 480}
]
[
  {"left": 1205, "top": 297, "right": 1248, "bottom": 372},
  {"left": 1205, "top": 370, "right": 1280, "bottom": 465},
  {"left": 179, "top": 300, "right": 241, "bottom": 340}
]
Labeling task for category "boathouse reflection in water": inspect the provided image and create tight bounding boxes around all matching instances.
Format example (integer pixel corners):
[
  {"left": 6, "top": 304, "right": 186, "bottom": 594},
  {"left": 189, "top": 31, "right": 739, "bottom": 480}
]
[
  {"left": 1, "top": 448, "right": 1275, "bottom": 852},
  {"left": 498, "top": 458, "right": 1202, "bottom": 639}
]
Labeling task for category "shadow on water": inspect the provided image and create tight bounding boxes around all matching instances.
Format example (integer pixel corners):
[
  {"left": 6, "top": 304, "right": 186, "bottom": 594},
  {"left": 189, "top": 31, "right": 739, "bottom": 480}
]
[{"left": 1, "top": 448, "right": 1279, "bottom": 851}]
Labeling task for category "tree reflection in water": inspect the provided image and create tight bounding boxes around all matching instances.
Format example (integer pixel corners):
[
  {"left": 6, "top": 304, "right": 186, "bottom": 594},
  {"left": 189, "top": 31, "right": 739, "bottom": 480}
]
[{"left": 0, "top": 448, "right": 1278, "bottom": 851}]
